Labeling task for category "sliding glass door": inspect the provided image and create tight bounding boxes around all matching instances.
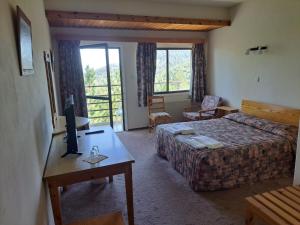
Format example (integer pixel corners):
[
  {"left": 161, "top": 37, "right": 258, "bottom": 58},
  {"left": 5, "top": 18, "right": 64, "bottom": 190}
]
[{"left": 80, "top": 44, "right": 124, "bottom": 132}]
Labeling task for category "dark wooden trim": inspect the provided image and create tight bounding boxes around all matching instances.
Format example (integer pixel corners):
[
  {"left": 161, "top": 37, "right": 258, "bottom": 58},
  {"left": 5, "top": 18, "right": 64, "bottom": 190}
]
[
  {"left": 46, "top": 10, "right": 230, "bottom": 32},
  {"left": 46, "top": 10, "right": 230, "bottom": 26},
  {"left": 54, "top": 34, "right": 206, "bottom": 43}
]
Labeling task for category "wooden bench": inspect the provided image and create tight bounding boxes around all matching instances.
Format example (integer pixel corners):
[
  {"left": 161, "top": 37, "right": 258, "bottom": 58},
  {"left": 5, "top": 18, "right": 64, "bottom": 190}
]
[
  {"left": 245, "top": 186, "right": 300, "bottom": 225},
  {"left": 67, "top": 212, "right": 125, "bottom": 225}
]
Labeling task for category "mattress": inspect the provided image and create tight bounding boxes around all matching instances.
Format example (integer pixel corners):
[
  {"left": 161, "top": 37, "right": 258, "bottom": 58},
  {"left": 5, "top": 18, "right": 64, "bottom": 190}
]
[{"left": 156, "top": 113, "right": 298, "bottom": 191}]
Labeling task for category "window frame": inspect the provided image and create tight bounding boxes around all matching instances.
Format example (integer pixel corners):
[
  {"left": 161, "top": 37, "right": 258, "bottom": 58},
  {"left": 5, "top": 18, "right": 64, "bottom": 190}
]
[{"left": 154, "top": 47, "right": 192, "bottom": 95}]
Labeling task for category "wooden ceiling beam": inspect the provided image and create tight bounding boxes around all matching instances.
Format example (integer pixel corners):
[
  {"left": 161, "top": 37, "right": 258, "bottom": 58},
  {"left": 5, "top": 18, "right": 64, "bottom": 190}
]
[
  {"left": 54, "top": 34, "right": 206, "bottom": 43},
  {"left": 46, "top": 10, "right": 231, "bottom": 32},
  {"left": 46, "top": 10, "right": 231, "bottom": 26}
]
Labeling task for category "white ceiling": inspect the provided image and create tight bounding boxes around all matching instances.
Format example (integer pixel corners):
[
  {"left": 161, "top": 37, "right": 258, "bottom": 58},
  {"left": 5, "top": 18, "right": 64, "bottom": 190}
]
[{"left": 140, "top": 0, "right": 246, "bottom": 7}]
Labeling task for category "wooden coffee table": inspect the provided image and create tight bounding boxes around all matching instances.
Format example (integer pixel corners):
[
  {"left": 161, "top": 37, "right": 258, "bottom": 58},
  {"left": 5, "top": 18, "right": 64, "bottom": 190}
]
[{"left": 245, "top": 186, "right": 300, "bottom": 225}]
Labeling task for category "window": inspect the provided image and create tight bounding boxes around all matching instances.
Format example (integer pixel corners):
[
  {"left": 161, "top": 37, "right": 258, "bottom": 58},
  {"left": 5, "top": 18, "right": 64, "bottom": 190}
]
[{"left": 154, "top": 48, "right": 192, "bottom": 93}]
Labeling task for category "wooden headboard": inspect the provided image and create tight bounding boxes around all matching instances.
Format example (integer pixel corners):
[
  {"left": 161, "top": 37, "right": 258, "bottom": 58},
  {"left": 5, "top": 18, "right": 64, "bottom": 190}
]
[{"left": 241, "top": 100, "right": 300, "bottom": 127}]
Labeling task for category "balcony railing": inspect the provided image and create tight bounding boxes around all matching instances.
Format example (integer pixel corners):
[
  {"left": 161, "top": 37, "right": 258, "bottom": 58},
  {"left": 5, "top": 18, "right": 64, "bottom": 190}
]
[{"left": 85, "top": 85, "right": 123, "bottom": 125}]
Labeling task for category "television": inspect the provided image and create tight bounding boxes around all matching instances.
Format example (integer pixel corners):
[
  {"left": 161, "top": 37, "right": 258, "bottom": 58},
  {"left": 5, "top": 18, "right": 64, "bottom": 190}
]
[{"left": 61, "top": 95, "right": 82, "bottom": 158}]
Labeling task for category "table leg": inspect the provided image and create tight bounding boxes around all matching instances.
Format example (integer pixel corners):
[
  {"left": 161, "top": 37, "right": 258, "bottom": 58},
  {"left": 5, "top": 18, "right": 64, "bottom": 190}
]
[
  {"left": 125, "top": 164, "right": 134, "bottom": 225},
  {"left": 62, "top": 186, "right": 68, "bottom": 192},
  {"left": 109, "top": 175, "right": 113, "bottom": 183},
  {"left": 245, "top": 207, "right": 254, "bottom": 225},
  {"left": 48, "top": 182, "right": 63, "bottom": 225}
]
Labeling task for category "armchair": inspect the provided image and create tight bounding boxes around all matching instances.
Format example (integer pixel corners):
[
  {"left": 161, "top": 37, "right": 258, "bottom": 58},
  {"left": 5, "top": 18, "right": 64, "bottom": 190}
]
[{"left": 183, "top": 95, "right": 222, "bottom": 121}]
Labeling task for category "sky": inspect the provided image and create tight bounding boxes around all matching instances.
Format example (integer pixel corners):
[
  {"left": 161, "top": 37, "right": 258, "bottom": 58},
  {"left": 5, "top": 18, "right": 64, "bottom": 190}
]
[{"left": 80, "top": 48, "right": 120, "bottom": 70}]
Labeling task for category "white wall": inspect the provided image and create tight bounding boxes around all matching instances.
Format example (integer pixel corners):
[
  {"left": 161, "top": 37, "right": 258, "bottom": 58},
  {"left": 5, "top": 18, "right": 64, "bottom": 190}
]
[
  {"left": 0, "top": 0, "right": 53, "bottom": 225},
  {"left": 208, "top": 0, "right": 300, "bottom": 109},
  {"left": 45, "top": 0, "right": 230, "bottom": 20}
]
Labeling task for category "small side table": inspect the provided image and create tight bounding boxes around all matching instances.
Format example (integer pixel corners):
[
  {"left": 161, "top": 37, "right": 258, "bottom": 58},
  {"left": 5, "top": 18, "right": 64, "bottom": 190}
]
[
  {"left": 217, "top": 106, "right": 239, "bottom": 117},
  {"left": 245, "top": 186, "right": 300, "bottom": 225}
]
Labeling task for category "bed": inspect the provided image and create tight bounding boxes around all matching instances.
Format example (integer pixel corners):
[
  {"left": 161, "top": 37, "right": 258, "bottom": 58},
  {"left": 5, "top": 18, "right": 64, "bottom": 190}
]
[{"left": 156, "top": 100, "right": 300, "bottom": 191}]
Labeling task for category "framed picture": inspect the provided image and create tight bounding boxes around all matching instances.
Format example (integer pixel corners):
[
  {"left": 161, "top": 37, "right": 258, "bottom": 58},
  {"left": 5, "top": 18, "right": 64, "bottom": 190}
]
[{"left": 17, "top": 6, "right": 34, "bottom": 76}]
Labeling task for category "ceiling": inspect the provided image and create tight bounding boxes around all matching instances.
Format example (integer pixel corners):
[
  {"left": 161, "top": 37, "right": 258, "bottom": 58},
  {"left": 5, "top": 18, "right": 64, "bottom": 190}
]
[{"left": 138, "top": 0, "right": 246, "bottom": 7}]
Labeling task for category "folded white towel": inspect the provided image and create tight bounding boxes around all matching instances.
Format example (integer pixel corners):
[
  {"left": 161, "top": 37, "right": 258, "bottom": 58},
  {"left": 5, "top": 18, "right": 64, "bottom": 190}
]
[
  {"left": 191, "top": 135, "right": 223, "bottom": 149},
  {"left": 165, "top": 124, "right": 195, "bottom": 135},
  {"left": 176, "top": 135, "right": 206, "bottom": 149}
]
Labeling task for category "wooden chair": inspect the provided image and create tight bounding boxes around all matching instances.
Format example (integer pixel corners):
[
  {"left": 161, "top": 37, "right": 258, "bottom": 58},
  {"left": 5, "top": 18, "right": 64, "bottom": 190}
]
[
  {"left": 183, "top": 95, "right": 222, "bottom": 121},
  {"left": 148, "top": 96, "right": 172, "bottom": 132}
]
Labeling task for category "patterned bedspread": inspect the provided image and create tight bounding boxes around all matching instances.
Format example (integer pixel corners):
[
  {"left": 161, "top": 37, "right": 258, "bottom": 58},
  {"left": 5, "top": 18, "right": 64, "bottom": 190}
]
[{"left": 156, "top": 113, "right": 298, "bottom": 191}]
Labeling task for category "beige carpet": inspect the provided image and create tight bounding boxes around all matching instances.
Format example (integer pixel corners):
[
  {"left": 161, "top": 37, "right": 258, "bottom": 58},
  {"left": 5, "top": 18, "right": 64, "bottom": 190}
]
[{"left": 61, "top": 129, "right": 292, "bottom": 225}]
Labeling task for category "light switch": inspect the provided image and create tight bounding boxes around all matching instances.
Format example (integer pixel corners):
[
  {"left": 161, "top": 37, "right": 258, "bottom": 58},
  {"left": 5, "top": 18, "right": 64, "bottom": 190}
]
[{"left": 257, "top": 76, "right": 260, "bottom": 83}]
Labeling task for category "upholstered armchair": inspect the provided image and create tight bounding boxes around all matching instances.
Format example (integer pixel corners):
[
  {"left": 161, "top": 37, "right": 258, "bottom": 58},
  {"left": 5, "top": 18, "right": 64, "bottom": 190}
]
[{"left": 183, "top": 95, "right": 222, "bottom": 121}]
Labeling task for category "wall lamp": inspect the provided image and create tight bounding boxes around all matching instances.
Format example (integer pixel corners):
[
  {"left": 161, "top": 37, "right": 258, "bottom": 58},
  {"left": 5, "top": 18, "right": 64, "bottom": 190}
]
[{"left": 245, "top": 46, "right": 268, "bottom": 55}]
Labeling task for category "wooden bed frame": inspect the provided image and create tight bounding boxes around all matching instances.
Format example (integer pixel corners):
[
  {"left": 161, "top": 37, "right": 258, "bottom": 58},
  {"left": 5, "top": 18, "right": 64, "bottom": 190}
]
[{"left": 241, "top": 100, "right": 300, "bottom": 127}]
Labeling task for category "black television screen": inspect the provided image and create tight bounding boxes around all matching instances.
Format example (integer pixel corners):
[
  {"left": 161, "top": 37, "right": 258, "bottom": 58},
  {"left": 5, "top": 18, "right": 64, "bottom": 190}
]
[{"left": 61, "top": 95, "right": 81, "bottom": 157}]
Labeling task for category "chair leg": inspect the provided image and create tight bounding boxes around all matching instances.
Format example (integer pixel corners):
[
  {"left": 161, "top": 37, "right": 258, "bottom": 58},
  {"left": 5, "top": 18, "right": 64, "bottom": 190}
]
[
  {"left": 152, "top": 120, "right": 156, "bottom": 132},
  {"left": 183, "top": 116, "right": 189, "bottom": 122},
  {"left": 245, "top": 208, "right": 254, "bottom": 225},
  {"left": 149, "top": 119, "right": 153, "bottom": 133},
  {"left": 148, "top": 120, "right": 151, "bottom": 133}
]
